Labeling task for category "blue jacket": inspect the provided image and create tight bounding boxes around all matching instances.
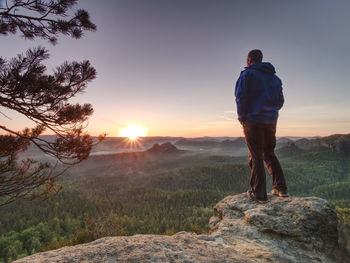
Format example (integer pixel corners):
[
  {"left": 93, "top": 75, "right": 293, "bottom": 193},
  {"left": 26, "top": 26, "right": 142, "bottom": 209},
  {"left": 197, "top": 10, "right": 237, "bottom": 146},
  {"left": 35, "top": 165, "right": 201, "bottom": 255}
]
[{"left": 235, "top": 62, "right": 284, "bottom": 124}]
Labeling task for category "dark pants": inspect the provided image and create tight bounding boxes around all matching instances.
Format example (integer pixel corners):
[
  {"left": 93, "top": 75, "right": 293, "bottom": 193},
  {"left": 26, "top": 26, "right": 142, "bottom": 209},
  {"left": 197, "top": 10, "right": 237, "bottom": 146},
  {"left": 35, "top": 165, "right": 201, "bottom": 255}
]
[{"left": 242, "top": 119, "right": 287, "bottom": 200}]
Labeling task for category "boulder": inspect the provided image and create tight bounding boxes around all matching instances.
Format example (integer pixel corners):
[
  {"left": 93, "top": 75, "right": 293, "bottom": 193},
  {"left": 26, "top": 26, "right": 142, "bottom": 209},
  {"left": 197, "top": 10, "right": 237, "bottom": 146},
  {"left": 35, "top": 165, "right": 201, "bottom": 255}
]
[{"left": 209, "top": 193, "right": 348, "bottom": 263}]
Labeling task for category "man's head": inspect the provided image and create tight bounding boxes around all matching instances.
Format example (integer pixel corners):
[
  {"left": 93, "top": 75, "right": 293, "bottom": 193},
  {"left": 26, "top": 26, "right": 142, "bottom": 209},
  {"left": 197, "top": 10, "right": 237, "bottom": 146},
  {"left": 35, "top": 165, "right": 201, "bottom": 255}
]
[{"left": 247, "top": 49, "right": 263, "bottom": 67}]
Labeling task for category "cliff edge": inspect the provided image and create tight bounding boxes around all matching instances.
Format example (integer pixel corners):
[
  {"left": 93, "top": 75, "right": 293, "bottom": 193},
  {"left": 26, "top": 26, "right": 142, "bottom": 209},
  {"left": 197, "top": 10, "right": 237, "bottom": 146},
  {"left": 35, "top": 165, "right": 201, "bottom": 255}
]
[{"left": 15, "top": 193, "right": 349, "bottom": 263}]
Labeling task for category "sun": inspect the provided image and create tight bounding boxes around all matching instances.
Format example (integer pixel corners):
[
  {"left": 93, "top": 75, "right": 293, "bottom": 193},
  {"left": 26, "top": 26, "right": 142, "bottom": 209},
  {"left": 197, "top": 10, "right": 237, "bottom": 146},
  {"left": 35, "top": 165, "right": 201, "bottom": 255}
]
[{"left": 118, "top": 125, "right": 147, "bottom": 140}]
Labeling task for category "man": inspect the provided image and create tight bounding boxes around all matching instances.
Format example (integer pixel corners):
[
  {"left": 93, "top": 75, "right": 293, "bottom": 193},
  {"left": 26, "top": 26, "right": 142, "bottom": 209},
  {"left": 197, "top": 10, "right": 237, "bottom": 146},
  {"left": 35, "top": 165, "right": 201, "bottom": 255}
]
[{"left": 235, "top": 49, "right": 287, "bottom": 203}]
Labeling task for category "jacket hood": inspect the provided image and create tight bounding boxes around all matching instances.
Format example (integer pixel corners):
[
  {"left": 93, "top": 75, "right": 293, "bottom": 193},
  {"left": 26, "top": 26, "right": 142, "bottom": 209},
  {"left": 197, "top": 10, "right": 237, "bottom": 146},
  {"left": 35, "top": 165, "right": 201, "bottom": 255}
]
[{"left": 248, "top": 62, "right": 276, "bottom": 74}]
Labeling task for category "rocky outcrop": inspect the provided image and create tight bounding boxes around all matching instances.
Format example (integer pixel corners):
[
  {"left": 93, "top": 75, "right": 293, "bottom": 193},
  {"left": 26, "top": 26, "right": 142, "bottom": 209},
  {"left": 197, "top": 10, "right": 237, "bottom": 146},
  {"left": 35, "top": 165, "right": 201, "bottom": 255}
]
[
  {"left": 15, "top": 193, "right": 349, "bottom": 263},
  {"left": 145, "top": 142, "right": 184, "bottom": 154},
  {"left": 209, "top": 193, "right": 348, "bottom": 263}
]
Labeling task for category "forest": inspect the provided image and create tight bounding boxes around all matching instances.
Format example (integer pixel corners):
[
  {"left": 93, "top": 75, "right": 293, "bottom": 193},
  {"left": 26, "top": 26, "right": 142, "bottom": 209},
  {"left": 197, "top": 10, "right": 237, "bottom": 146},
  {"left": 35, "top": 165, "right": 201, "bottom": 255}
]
[{"left": 0, "top": 138, "right": 350, "bottom": 262}]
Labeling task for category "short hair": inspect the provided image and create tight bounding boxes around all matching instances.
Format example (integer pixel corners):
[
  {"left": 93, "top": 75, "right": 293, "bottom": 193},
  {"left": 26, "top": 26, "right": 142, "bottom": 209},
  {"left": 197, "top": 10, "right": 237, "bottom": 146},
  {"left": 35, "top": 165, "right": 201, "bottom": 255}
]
[{"left": 248, "top": 49, "right": 263, "bottom": 63}]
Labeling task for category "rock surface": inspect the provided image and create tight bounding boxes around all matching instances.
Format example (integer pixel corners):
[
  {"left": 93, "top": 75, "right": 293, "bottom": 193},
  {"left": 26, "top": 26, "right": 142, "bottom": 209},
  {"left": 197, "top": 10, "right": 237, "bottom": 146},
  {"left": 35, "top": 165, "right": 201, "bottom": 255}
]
[
  {"left": 209, "top": 193, "right": 348, "bottom": 263},
  {"left": 15, "top": 193, "right": 349, "bottom": 263}
]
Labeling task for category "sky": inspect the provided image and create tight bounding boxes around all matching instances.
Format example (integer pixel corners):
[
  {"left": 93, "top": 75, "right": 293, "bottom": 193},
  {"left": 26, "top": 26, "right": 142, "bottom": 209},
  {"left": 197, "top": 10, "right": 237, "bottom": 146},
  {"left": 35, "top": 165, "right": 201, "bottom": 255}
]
[{"left": 1, "top": 0, "right": 350, "bottom": 137}]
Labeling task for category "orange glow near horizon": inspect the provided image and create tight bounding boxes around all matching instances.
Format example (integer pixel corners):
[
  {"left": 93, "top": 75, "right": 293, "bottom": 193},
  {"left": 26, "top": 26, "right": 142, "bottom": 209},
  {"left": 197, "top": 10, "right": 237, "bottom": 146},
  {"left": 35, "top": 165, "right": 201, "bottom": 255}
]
[{"left": 118, "top": 125, "right": 147, "bottom": 140}]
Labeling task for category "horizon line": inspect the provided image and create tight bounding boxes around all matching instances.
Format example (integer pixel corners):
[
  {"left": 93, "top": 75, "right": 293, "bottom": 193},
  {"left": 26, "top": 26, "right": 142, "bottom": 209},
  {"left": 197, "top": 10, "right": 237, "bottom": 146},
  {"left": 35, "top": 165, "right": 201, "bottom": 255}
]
[{"left": 36, "top": 133, "right": 350, "bottom": 139}]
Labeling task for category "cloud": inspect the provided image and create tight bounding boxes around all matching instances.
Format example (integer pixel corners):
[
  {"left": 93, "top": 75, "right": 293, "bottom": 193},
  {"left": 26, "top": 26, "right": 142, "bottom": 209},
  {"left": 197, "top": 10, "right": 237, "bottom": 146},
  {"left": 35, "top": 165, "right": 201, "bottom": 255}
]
[
  {"left": 217, "top": 110, "right": 236, "bottom": 121},
  {"left": 178, "top": 110, "right": 238, "bottom": 131},
  {"left": 282, "top": 104, "right": 350, "bottom": 122},
  {"left": 178, "top": 125, "right": 210, "bottom": 131}
]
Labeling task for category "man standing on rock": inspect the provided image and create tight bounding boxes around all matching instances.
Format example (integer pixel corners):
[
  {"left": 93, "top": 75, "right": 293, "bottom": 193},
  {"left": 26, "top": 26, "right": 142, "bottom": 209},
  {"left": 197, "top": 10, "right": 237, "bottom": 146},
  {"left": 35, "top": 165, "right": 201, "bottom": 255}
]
[{"left": 235, "top": 49, "right": 288, "bottom": 203}]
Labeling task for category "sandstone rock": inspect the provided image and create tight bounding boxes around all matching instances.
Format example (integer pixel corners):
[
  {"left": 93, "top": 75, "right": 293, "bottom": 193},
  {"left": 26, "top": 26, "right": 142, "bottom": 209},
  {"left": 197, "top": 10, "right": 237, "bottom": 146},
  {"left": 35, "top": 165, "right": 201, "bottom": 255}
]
[
  {"left": 14, "top": 232, "right": 253, "bottom": 263},
  {"left": 209, "top": 193, "right": 348, "bottom": 263},
  {"left": 15, "top": 193, "right": 349, "bottom": 263}
]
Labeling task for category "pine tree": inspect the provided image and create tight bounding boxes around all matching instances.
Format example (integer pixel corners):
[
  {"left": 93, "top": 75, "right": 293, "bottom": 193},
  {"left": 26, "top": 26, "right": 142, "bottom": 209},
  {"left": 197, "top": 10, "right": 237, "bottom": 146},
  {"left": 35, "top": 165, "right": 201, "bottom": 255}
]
[{"left": 0, "top": 0, "right": 104, "bottom": 205}]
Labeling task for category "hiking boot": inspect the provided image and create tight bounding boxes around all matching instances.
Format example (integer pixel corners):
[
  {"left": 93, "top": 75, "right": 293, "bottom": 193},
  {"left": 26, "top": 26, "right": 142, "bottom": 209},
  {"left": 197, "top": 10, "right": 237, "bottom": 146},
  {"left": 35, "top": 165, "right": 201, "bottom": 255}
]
[
  {"left": 270, "top": 189, "right": 289, "bottom": 197},
  {"left": 247, "top": 190, "right": 269, "bottom": 204}
]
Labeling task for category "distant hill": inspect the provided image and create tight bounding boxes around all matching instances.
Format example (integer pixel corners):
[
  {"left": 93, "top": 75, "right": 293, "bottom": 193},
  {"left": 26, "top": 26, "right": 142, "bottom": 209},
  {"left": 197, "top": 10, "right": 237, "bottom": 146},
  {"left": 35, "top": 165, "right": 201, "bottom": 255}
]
[
  {"left": 320, "top": 133, "right": 350, "bottom": 153},
  {"left": 294, "top": 138, "right": 321, "bottom": 150},
  {"left": 82, "top": 142, "right": 186, "bottom": 164},
  {"left": 219, "top": 137, "right": 246, "bottom": 149},
  {"left": 292, "top": 134, "right": 350, "bottom": 153},
  {"left": 174, "top": 138, "right": 219, "bottom": 148},
  {"left": 17, "top": 133, "right": 350, "bottom": 160},
  {"left": 91, "top": 136, "right": 184, "bottom": 153},
  {"left": 144, "top": 142, "right": 185, "bottom": 154},
  {"left": 276, "top": 137, "right": 294, "bottom": 149}
]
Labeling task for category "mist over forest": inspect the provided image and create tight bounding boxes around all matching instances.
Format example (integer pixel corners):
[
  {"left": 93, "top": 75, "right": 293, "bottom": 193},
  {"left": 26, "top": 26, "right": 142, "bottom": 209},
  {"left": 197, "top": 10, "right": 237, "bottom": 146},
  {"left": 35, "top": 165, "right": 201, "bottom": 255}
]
[{"left": 1, "top": 133, "right": 350, "bottom": 262}]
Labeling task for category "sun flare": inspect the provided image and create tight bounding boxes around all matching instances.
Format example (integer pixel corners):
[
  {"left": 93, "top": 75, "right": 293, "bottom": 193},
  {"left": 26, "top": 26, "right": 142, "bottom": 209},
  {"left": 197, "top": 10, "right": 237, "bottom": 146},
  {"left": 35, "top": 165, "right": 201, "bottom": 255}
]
[{"left": 118, "top": 125, "right": 147, "bottom": 140}]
